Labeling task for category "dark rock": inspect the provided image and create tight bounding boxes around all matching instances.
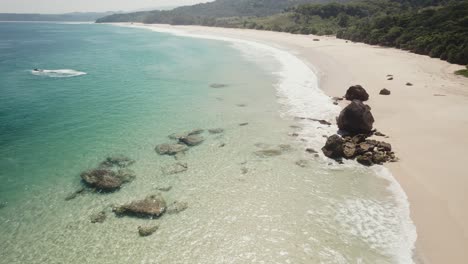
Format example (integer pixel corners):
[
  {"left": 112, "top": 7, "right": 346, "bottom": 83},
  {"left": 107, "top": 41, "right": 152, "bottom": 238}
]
[
  {"left": 210, "top": 83, "right": 228, "bottom": 88},
  {"left": 345, "top": 85, "right": 369, "bottom": 101},
  {"left": 90, "top": 211, "right": 106, "bottom": 223},
  {"left": 241, "top": 167, "right": 248, "bottom": 174},
  {"left": 138, "top": 225, "right": 159, "bottom": 237},
  {"left": 65, "top": 187, "right": 86, "bottom": 201},
  {"left": 290, "top": 132, "right": 299, "bottom": 137},
  {"left": 161, "top": 162, "right": 188, "bottom": 175},
  {"left": 333, "top": 101, "right": 339, "bottom": 105},
  {"left": 387, "top": 77, "right": 394, "bottom": 80},
  {"left": 379, "top": 88, "right": 391, "bottom": 95},
  {"left": 337, "top": 100, "right": 374, "bottom": 135},
  {"left": 100, "top": 155, "right": 135, "bottom": 168},
  {"left": 342, "top": 142, "right": 356, "bottom": 159},
  {"left": 351, "top": 134, "right": 367, "bottom": 144},
  {"left": 208, "top": 128, "right": 224, "bottom": 134},
  {"left": 81, "top": 169, "right": 123, "bottom": 191},
  {"left": 239, "top": 123, "right": 249, "bottom": 126},
  {"left": 313, "top": 38, "right": 320, "bottom": 41},
  {"left": 377, "top": 141, "right": 392, "bottom": 151},
  {"left": 179, "top": 135, "right": 204, "bottom": 146},
  {"left": 166, "top": 201, "right": 188, "bottom": 214},
  {"left": 308, "top": 118, "right": 332, "bottom": 126},
  {"left": 254, "top": 149, "right": 282, "bottom": 157},
  {"left": 155, "top": 144, "right": 188, "bottom": 155},
  {"left": 306, "top": 148, "right": 318, "bottom": 154},
  {"left": 374, "top": 131, "right": 386, "bottom": 137},
  {"left": 406, "top": 82, "right": 413, "bottom": 86},
  {"left": 332, "top": 96, "right": 344, "bottom": 101},
  {"left": 356, "top": 142, "right": 372, "bottom": 155},
  {"left": 219, "top": 143, "right": 226, "bottom": 148},
  {"left": 113, "top": 194, "right": 167, "bottom": 218},
  {"left": 321, "top": 134, "right": 344, "bottom": 159},
  {"left": 356, "top": 153, "right": 373, "bottom": 166},
  {"left": 372, "top": 151, "right": 387, "bottom": 164}
]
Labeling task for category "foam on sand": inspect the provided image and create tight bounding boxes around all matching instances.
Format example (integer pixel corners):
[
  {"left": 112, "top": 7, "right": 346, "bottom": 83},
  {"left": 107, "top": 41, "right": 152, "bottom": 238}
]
[{"left": 31, "top": 69, "right": 86, "bottom": 78}]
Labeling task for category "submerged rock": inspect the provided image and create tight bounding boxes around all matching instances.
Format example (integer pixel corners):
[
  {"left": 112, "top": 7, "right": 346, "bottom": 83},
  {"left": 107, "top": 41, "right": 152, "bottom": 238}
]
[
  {"left": 155, "top": 144, "right": 188, "bottom": 155},
  {"left": 210, "top": 83, "right": 228, "bottom": 88},
  {"left": 80, "top": 169, "right": 123, "bottom": 191},
  {"left": 166, "top": 201, "right": 188, "bottom": 214},
  {"left": 337, "top": 100, "right": 374, "bottom": 135},
  {"left": 179, "top": 135, "right": 204, "bottom": 146},
  {"left": 168, "top": 129, "right": 204, "bottom": 140},
  {"left": 208, "top": 128, "right": 224, "bottom": 134},
  {"left": 239, "top": 123, "right": 249, "bottom": 126},
  {"left": 0, "top": 201, "right": 7, "bottom": 209},
  {"left": 295, "top": 160, "right": 309, "bottom": 167},
  {"left": 241, "top": 167, "right": 248, "bottom": 174},
  {"left": 254, "top": 149, "right": 282, "bottom": 158},
  {"left": 100, "top": 155, "right": 135, "bottom": 168},
  {"left": 161, "top": 162, "right": 188, "bottom": 175},
  {"left": 65, "top": 187, "right": 86, "bottom": 201},
  {"left": 345, "top": 85, "right": 369, "bottom": 101},
  {"left": 305, "top": 148, "right": 318, "bottom": 154},
  {"left": 138, "top": 225, "right": 159, "bottom": 237},
  {"left": 356, "top": 153, "right": 374, "bottom": 166},
  {"left": 113, "top": 194, "right": 167, "bottom": 218},
  {"left": 90, "top": 211, "right": 107, "bottom": 223}
]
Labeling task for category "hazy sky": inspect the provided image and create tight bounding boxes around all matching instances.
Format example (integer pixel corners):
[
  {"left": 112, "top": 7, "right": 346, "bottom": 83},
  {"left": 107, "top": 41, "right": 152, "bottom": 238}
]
[{"left": 0, "top": 0, "right": 211, "bottom": 14}]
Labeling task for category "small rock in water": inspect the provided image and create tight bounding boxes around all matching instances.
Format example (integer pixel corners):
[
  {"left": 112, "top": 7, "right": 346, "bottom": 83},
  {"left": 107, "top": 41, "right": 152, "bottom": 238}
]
[
  {"left": 236, "top": 104, "right": 247, "bottom": 107},
  {"left": 219, "top": 143, "right": 226, "bottom": 148},
  {"left": 113, "top": 194, "right": 167, "bottom": 218},
  {"left": 138, "top": 225, "right": 159, "bottom": 237},
  {"left": 179, "top": 135, "right": 204, "bottom": 146},
  {"left": 166, "top": 201, "right": 188, "bottom": 214},
  {"left": 155, "top": 143, "right": 188, "bottom": 155},
  {"left": 210, "top": 83, "right": 228, "bottom": 88},
  {"left": 64, "top": 187, "right": 86, "bottom": 201},
  {"left": 379, "top": 88, "right": 391, "bottom": 95},
  {"left": 208, "top": 128, "right": 224, "bottom": 134},
  {"left": 239, "top": 122, "right": 249, "bottom": 126},
  {"left": 0, "top": 201, "right": 7, "bottom": 209},
  {"left": 308, "top": 118, "right": 332, "bottom": 126},
  {"left": 387, "top": 77, "right": 394, "bottom": 80},
  {"left": 295, "top": 160, "right": 309, "bottom": 167},
  {"left": 254, "top": 149, "right": 282, "bottom": 158},
  {"left": 90, "top": 211, "right": 107, "bottom": 223},
  {"left": 80, "top": 169, "right": 123, "bottom": 192},
  {"left": 161, "top": 162, "right": 188, "bottom": 175},
  {"left": 157, "top": 186, "right": 172, "bottom": 192}
]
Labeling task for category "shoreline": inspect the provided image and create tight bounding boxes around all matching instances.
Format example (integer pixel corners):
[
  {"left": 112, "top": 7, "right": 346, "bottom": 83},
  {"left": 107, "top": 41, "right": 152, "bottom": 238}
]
[{"left": 113, "top": 23, "right": 467, "bottom": 263}]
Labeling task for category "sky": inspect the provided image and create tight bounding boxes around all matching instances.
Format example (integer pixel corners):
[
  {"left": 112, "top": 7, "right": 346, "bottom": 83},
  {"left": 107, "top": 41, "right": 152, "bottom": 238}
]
[{"left": 0, "top": 0, "right": 212, "bottom": 14}]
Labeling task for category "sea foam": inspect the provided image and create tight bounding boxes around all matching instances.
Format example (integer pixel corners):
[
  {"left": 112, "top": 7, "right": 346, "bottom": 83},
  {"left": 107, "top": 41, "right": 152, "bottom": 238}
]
[
  {"left": 118, "top": 23, "right": 417, "bottom": 263},
  {"left": 31, "top": 69, "right": 86, "bottom": 78}
]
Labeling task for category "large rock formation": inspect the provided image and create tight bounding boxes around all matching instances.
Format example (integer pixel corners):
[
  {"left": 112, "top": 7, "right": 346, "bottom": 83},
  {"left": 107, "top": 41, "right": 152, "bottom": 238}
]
[
  {"left": 344, "top": 85, "right": 369, "bottom": 101},
  {"left": 337, "top": 100, "right": 374, "bottom": 135},
  {"left": 113, "top": 194, "right": 167, "bottom": 218},
  {"left": 321, "top": 135, "right": 344, "bottom": 159}
]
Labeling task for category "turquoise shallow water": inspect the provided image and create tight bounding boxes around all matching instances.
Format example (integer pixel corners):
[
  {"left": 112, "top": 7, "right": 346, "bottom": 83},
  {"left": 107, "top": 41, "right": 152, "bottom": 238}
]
[{"left": 0, "top": 22, "right": 415, "bottom": 263}]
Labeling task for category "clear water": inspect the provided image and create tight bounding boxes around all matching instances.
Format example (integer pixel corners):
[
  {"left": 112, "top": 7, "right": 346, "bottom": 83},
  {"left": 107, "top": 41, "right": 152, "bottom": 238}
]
[{"left": 0, "top": 22, "right": 415, "bottom": 263}]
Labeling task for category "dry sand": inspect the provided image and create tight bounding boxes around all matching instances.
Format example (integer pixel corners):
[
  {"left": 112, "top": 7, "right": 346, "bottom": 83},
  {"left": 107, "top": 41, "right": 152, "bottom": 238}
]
[{"left": 122, "top": 23, "right": 468, "bottom": 264}]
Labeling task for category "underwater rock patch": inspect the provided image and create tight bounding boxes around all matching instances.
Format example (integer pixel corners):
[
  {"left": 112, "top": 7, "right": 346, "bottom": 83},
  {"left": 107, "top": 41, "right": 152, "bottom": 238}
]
[
  {"left": 179, "top": 135, "right": 204, "bottom": 146},
  {"left": 138, "top": 225, "right": 159, "bottom": 237},
  {"left": 81, "top": 169, "right": 123, "bottom": 191},
  {"left": 166, "top": 201, "right": 188, "bottom": 214},
  {"left": 100, "top": 155, "right": 135, "bottom": 168},
  {"left": 161, "top": 162, "right": 188, "bottom": 175},
  {"left": 155, "top": 143, "right": 188, "bottom": 155},
  {"left": 90, "top": 211, "right": 107, "bottom": 223},
  {"left": 113, "top": 194, "right": 167, "bottom": 218},
  {"left": 208, "top": 128, "right": 224, "bottom": 134}
]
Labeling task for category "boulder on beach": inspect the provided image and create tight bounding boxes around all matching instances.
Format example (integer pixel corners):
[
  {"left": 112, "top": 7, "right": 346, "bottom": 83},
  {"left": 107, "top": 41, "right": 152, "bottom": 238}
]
[
  {"left": 337, "top": 100, "right": 374, "bottom": 135},
  {"left": 344, "top": 85, "right": 369, "bottom": 101},
  {"left": 155, "top": 143, "right": 188, "bottom": 155},
  {"left": 356, "top": 153, "right": 374, "bottom": 166},
  {"left": 321, "top": 134, "right": 344, "bottom": 159},
  {"left": 179, "top": 135, "right": 204, "bottom": 146},
  {"left": 379, "top": 88, "right": 391, "bottom": 95},
  {"left": 113, "top": 194, "right": 167, "bottom": 218},
  {"left": 161, "top": 162, "right": 188, "bottom": 175},
  {"left": 342, "top": 141, "right": 356, "bottom": 158},
  {"left": 138, "top": 225, "right": 159, "bottom": 237}
]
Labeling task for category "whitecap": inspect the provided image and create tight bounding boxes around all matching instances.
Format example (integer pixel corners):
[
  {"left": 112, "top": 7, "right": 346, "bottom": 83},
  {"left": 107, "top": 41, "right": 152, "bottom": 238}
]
[{"left": 31, "top": 69, "right": 86, "bottom": 78}]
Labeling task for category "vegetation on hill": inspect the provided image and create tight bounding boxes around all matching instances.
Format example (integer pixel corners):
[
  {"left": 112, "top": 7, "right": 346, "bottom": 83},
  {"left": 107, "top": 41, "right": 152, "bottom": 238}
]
[
  {"left": 96, "top": 0, "right": 468, "bottom": 65},
  {"left": 455, "top": 66, "right": 468, "bottom": 77}
]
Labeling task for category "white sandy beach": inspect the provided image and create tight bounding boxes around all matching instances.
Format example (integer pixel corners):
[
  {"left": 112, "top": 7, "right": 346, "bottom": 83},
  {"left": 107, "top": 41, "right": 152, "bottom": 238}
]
[{"left": 119, "top": 23, "right": 467, "bottom": 264}]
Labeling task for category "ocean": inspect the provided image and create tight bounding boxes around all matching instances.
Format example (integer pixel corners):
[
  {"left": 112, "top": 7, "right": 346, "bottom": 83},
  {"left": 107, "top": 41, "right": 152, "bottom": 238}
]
[{"left": 0, "top": 22, "right": 415, "bottom": 263}]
